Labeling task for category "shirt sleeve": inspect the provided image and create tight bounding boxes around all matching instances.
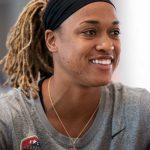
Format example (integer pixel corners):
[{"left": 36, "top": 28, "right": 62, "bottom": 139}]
[
  {"left": 140, "top": 89, "right": 150, "bottom": 144},
  {"left": 0, "top": 95, "right": 12, "bottom": 150}
]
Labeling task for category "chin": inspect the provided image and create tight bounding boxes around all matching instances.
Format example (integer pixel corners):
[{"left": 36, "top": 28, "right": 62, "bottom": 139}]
[
  {"left": 100, "top": 81, "right": 111, "bottom": 86},
  {"left": 90, "top": 79, "right": 111, "bottom": 87},
  {"left": 91, "top": 73, "right": 113, "bottom": 86},
  {"left": 98, "top": 76, "right": 112, "bottom": 85}
]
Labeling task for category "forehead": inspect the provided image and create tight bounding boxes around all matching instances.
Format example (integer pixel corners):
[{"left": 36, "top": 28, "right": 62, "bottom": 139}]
[{"left": 61, "top": 2, "right": 118, "bottom": 27}]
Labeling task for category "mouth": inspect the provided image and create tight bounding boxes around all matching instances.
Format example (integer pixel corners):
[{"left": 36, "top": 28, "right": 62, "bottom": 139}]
[
  {"left": 89, "top": 55, "right": 114, "bottom": 65},
  {"left": 90, "top": 59, "right": 112, "bottom": 65}
]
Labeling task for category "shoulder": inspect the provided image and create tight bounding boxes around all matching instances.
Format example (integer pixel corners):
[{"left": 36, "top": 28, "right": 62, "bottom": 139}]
[
  {"left": 0, "top": 88, "right": 34, "bottom": 122},
  {"left": 0, "top": 89, "right": 20, "bottom": 112},
  {"left": 106, "top": 82, "right": 150, "bottom": 128},
  {"left": 0, "top": 89, "right": 22, "bottom": 139},
  {"left": 0, "top": 88, "right": 29, "bottom": 108},
  {"left": 106, "top": 82, "right": 150, "bottom": 112},
  {"left": 106, "top": 82, "right": 150, "bottom": 104}
]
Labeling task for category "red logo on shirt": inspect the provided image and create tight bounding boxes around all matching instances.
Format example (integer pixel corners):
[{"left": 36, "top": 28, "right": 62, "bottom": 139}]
[{"left": 20, "top": 136, "right": 42, "bottom": 150}]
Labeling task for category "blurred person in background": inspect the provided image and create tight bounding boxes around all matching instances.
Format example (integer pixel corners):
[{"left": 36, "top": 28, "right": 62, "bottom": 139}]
[{"left": 0, "top": 0, "right": 150, "bottom": 150}]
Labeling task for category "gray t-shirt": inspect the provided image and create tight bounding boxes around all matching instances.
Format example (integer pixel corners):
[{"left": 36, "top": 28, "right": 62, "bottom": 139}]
[{"left": 0, "top": 82, "right": 150, "bottom": 150}]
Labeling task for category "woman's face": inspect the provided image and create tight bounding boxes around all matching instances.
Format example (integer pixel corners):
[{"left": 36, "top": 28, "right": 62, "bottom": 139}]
[{"left": 47, "top": 2, "right": 121, "bottom": 87}]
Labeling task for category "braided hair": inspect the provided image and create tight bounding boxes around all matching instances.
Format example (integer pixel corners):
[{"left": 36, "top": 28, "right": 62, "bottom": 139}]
[{"left": 0, "top": 0, "right": 53, "bottom": 98}]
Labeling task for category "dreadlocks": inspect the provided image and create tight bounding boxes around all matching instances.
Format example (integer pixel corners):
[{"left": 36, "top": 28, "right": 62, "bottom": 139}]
[{"left": 0, "top": 0, "right": 53, "bottom": 98}]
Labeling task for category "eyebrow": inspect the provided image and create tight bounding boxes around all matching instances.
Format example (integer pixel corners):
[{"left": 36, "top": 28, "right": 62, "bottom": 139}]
[
  {"left": 80, "top": 20, "right": 120, "bottom": 25},
  {"left": 112, "top": 20, "right": 120, "bottom": 25}
]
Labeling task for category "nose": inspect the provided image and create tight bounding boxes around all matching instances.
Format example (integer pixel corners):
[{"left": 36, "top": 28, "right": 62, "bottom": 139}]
[{"left": 96, "top": 35, "right": 114, "bottom": 51}]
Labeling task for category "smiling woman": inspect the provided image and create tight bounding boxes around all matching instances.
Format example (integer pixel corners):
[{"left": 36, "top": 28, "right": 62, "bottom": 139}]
[
  {"left": 45, "top": 2, "right": 120, "bottom": 87},
  {"left": 0, "top": 0, "right": 150, "bottom": 150}
]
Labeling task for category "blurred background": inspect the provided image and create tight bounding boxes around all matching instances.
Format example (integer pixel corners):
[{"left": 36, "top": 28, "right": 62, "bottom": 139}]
[{"left": 0, "top": 0, "right": 150, "bottom": 93}]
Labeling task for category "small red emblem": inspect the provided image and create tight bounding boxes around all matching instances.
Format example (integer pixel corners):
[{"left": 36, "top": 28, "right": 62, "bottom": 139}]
[{"left": 20, "top": 136, "right": 41, "bottom": 150}]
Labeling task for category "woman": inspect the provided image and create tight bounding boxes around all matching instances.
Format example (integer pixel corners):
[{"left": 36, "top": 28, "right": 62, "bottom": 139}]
[{"left": 0, "top": 0, "right": 150, "bottom": 150}]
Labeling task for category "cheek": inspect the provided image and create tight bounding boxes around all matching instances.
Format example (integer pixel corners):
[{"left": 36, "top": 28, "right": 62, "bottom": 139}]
[
  {"left": 63, "top": 54, "right": 84, "bottom": 74},
  {"left": 116, "top": 43, "right": 121, "bottom": 59},
  {"left": 60, "top": 49, "right": 87, "bottom": 75},
  {"left": 114, "top": 43, "right": 121, "bottom": 67},
  {"left": 56, "top": 34, "right": 93, "bottom": 74}
]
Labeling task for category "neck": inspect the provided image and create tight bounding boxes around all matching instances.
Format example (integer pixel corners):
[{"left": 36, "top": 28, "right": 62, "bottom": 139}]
[
  {"left": 42, "top": 76, "right": 102, "bottom": 138},
  {"left": 42, "top": 76, "right": 101, "bottom": 119}
]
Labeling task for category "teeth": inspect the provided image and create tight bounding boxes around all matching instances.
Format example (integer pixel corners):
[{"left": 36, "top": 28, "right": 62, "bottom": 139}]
[{"left": 91, "top": 59, "right": 111, "bottom": 65}]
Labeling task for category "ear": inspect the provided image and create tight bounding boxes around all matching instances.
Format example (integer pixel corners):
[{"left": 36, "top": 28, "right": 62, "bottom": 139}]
[{"left": 45, "top": 29, "right": 58, "bottom": 53}]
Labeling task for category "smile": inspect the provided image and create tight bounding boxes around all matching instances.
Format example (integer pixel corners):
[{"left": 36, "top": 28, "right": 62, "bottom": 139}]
[{"left": 91, "top": 59, "right": 112, "bottom": 65}]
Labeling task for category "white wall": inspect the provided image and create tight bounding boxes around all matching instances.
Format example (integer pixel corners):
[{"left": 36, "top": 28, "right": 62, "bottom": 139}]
[{"left": 113, "top": 0, "right": 150, "bottom": 91}]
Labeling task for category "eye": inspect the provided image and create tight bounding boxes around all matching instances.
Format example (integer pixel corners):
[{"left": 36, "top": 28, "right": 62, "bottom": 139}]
[
  {"left": 82, "top": 29, "right": 97, "bottom": 37},
  {"left": 110, "top": 29, "right": 120, "bottom": 37}
]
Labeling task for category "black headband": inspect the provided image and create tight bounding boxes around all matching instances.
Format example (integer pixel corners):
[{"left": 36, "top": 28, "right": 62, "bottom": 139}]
[{"left": 43, "top": 0, "right": 115, "bottom": 30}]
